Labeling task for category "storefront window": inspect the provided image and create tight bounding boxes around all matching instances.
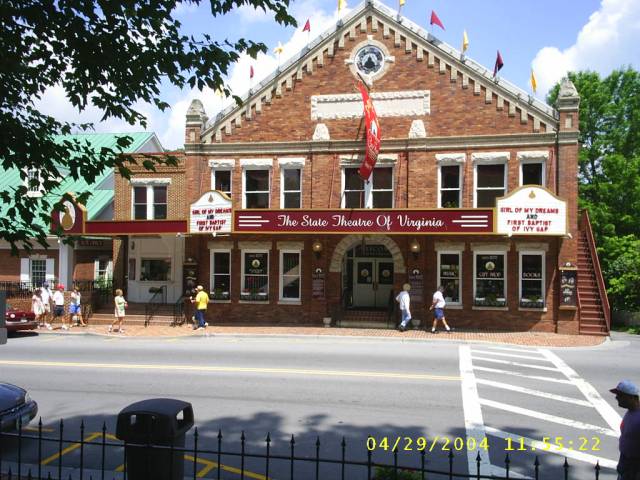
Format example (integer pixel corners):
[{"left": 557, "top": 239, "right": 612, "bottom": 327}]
[
  {"left": 520, "top": 253, "right": 544, "bottom": 308},
  {"left": 140, "top": 259, "right": 171, "bottom": 281},
  {"left": 438, "top": 252, "right": 461, "bottom": 304},
  {"left": 242, "top": 252, "right": 269, "bottom": 301},
  {"left": 280, "top": 251, "right": 301, "bottom": 300},
  {"left": 474, "top": 253, "right": 506, "bottom": 307},
  {"left": 244, "top": 170, "right": 270, "bottom": 208},
  {"left": 214, "top": 170, "right": 232, "bottom": 197},
  {"left": 475, "top": 164, "right": 505, "bottom": 207},
  {"left": 282, "top": 169, "right": 301, "bottom": 208},
  {"left": 439, "top": 165, "right": 461, "bottom": 208},
  {"left": 211, "top": 251, "right": 231, "bottom": 300}
]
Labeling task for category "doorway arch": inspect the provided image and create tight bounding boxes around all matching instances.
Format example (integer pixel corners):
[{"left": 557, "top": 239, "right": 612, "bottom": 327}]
[{"left": 329, "top": 235, "right": 406, "bottom": 274}]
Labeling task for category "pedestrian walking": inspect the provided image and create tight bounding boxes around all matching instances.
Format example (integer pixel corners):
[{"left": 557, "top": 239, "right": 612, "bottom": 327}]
[
  {"left": 51, "top": 284, "right": 67, "bottom": 330},
  {"left": 40, "top": 282, "right": 52, "bottom": 329},
  {"left": 429, "top": 285, "right": 452, "bottom": 334},
  {"left": 191, "top": 285, "right": 209, "bottom": 330},
  {"left": 610, "top": 380, "right": 640, "bottom": 480},
  {"left": 31, "top": 288, "right": 45, "bottom": 328},
  {"left": 109, "top": 289, "right": 128, "bottom": 333},
  {"left": 396, "top": 283, "right": 412, "bottom": 332},
  {"left": 69, "top": 285, "right": 86, "bottom": 327}
]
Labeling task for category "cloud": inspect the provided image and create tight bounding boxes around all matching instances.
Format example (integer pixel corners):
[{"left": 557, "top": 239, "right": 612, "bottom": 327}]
[{"left": 532, "top": 0, "right": 640, "bottom": 95}]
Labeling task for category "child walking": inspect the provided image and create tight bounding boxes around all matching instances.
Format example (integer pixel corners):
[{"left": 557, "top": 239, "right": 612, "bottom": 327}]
[{"left": 109, "top": 289, "right": 128, "bottom": 333}]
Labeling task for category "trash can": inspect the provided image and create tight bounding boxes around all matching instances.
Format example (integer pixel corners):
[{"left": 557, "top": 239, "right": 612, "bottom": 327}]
[{"left": 116, "top": 398, "right": 194, "bottom": 480}]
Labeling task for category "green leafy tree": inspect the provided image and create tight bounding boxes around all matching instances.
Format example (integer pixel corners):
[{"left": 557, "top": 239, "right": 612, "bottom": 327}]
[
  {"left": 548, "top": 68, "right": 640, "bottom": 311},
  {"left": 1, "top": 0, "right": 295, "bottom": 252}
]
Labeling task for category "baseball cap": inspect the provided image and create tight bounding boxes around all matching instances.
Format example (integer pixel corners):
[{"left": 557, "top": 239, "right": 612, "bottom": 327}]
[
  {"left": 196, "top": 285, "right": 203, "bottom": 291},
  {"left": 610, "top": 380, "right": 639, "bottom": 396},
  {"left": 57, "top": 284, "right": 64, "bottom": 290}
]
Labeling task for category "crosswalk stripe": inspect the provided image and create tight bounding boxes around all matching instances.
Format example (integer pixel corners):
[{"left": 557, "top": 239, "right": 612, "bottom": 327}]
[
  {"left": 471, "top": 350, "right": 551, "bottom": 362},
  {"left": 479, "top": 399, "right": 618, "bottom": 437},
  {"left": 473, "top": 366, "right": 572, "bottom": 384},
  {"left": 475, "top": 379, "right": 593, "bottom": 407},
  {"left": 486, "top": 346, "right": 541, "bottom": 354},
  {"left": 471, "top": 355, "right": 561, "bottom": 372},
  {"left": 484, "top": 426, "right": 618, "bottom": 469}
]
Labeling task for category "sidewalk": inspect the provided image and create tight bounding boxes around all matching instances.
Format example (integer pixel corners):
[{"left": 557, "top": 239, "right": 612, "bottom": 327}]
[{"left": 35, "top": 323, "right": 608, "bottom": 347}]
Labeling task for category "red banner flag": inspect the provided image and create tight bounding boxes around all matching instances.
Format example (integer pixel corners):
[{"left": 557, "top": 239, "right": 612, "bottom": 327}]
[
  {"left": 303, "top": 19, "right": 311, "bottom": 32},
  {"left": 356, "top": 82, "right": 381, "bottom": 181},
  {"left": 493, "top": 50, "right": 504, "bottom": 77},
  {"left": 430, "top": 10, "right": 445, "bottom": 30},
  {"left": 250, "top": 65, "right": 254, "bottom": 79}
]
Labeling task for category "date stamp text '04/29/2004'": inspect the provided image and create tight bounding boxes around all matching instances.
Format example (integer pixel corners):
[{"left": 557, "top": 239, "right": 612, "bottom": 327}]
[{"left": 365, "top": 436, "right": 602, "bottom": 453}]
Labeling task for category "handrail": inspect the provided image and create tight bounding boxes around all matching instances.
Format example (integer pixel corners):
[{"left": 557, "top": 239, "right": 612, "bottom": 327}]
[
  {"left": 144, "top": 285, "right": 167, "bottom": 327},
  {"left": 172, "top": 295, "right": 187, "bottom": 327},
  {"left": 580, "top": 210, "right": 611, "bottom": 331}
]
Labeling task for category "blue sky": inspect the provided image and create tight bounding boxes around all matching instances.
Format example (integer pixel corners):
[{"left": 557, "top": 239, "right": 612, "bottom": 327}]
[{"left": 36, "top": 0, "right": 639, "bottom": 149}]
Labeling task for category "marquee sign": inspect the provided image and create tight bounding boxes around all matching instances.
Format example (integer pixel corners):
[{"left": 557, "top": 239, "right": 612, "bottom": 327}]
[
  {"left": 189, "top": 191, "right": 232, "bottom": 234},
  {"left": 234, "top": 209, "right": 494, "bottom": 234},
  {"left": 496, "top": 186, "right": 567, "bottom": 236}
]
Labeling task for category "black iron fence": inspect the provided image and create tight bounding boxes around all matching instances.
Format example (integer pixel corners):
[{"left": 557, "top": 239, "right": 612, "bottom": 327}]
[{"left": 0, "top": 418, "right": 609, "bottom": 480}]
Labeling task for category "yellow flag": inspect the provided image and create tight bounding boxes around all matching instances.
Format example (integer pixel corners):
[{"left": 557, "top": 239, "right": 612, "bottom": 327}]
[
  {"left": 274, "top": 42, "right": 284, "bottom": 55},
  {"left": 338, "top": 0, "right": 346, "bottom": 12},
  {"left": 462, "top": 30, "right": 469, "bottom": 54},
  {"left": 530, "top": 68, "right": 538, "bottom": 94}
]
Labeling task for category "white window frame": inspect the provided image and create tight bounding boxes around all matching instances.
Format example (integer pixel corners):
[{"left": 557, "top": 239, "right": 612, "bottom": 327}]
[
  {"left": 25, "top": 168, "right": 43, "bottom": 197},
  {"left": 472, "top": 153, "right": 509, "bottom": 208},
  {"left": 340, "top": 166, "right": 394, "bottom": 208},
  {"left": 211, "top": 169, "right": 233, "bottom": 198},
  {"left": 473, "top": 251, "right": 507, "bottom": 309},
  {"left": 436, "top": 251, "right": 462, "bottom": 306},
  {"left": 131, "top": 184, "right": 168, "bottom": 220},
  {"left": 209, "top": 249, "right": 232, "bottom": 302},
  {"left": 30, "top": 258, "right": 47, "bottom": 287},
  {"left": 94, "top": 258, "right": 113, "bottom": 280},
  {"left": 519, "top": 161, "right": 546, "bottom": 187},
  {"left": 438, "top": 164, "right": 462, "bottom": 208},
  {"left": 519, "top": 251, "right": 546, "bottom": 310},
  {"left": 279, "top": 250, "right": 301, "bottom": 302},
  {"left": 242, "top": 169, "right": 271, "bottom": 209},
  {"left": 240, "top": 249, "right": 270, "bottom": 302},
  {"left": 280, "top": 168, "right": 302, "bottom": 209}
]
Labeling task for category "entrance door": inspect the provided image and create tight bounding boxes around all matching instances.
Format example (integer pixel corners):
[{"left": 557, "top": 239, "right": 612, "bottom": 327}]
[{"left": 353, "top": 259, "right": 394, "bottom": 308}]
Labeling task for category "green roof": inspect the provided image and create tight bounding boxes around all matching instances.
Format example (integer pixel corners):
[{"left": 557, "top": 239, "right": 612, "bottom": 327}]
[{"left": 2, "top": 132, "right": 159, "bottom": 231}]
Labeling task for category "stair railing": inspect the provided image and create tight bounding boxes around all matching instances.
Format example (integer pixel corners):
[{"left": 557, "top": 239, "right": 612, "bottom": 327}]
[
  {"left": 580, "top": 210, "right": 611, "bottom": 331},
  {"left": 144, "top": 285, "right": 167, "bottom": 327}
]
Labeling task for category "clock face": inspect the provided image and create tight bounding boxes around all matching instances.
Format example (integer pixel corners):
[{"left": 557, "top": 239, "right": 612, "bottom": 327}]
[{"left": 355, "top": 45, "right": 385, "bottom": 76}]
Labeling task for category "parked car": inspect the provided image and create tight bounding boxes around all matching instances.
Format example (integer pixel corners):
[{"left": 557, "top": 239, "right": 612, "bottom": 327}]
[
  {"left": 0, "top": 383, "right": 38, "bottom": 431},
  {"left": 4, "top": 303, "right": 38, "bottom": 332}
]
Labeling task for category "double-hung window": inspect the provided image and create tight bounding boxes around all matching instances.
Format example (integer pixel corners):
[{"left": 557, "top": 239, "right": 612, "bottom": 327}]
[
  {"left": 31, "top": 259, "right": 46, "bottom": 287},
  {"left": 210, "top": 159, "right": 235, "bottom": 199},
  {"left": 280, "top": 251, "right": 301, "bottom": 301},
  {"left": 279, "top": 158, "right": 305, "bottom": 209},
  {"left": 436, "top": 154, "right": 465, "bottom": 208},
  {"left": 210, "top": 250, "right": 231, "bottom": 300},
  {"left": 519, "top": 251, "right": 545, "bottom": 309},
  {"left": 518, "top": 151, "right": 548, "bottom": 187},
  {"left": 342, "top": 166, "right": 393, "bottom": 208},
  {"left": 474, "top": 252, "right": 507, "bottom": 307},
  {"left": 131, "top": 180, "right": 170, "bottom": 220},
  {"left": 241, "top": 159, "right": 272, "bottom": 209},
  {"left": 473, "top": 152, "right": 509, "bottom": 208}
]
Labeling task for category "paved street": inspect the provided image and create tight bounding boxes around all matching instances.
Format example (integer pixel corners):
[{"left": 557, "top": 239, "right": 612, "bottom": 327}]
[{"left": 1, "top": 332, "right": 637, "bottom": 479}]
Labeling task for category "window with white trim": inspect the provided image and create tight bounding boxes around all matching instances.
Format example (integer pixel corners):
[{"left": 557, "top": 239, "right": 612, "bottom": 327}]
[
  {"left": 520, "top": 163, "right": 544, "bottom": 186},
  {"left": 279, "top": 251, "right": 301, "bottom": 301},
  {"left": 241, "top": 251, "right": 269, "bottom": 301},
  {"left": 439, "top": 165, "right": 461, "bottom": 208},
  {"left": 95, "top": 258, "right": 113, "bottom": 280},
  {"left": 133, "top": 185, "right": 167, "bottom": 220},
  {"left": 243, "top": 170, "right": 270, "bottom": 208},
  {"left": 281, "top": 169, "right": 301, "bottom": 208},
  {"left": 475, "top": 164, "right": 506, "bottom": 207},
  {"left": 437, "top": 252, "right": 461, "bottom": 305},
  {"left": 342, "top": 167, "right": 393, "bottom": 208},
  {"left": 210, "top": 250, "right": 231, "bottom": 300},
  {"left": 213, "top": 170, "right": 232, "bottom": 198},
  {"left": 25, "top": 168, "right": 43, "bottom": 197},
  {"left": 519, "top": 252, "right": 545, "bottom": 309},
  {"left": 474, "top": 252, "right": 506, "bottom": 307},
  {"left": 31, "top": 259, "right": 46, "bottom": 287}
]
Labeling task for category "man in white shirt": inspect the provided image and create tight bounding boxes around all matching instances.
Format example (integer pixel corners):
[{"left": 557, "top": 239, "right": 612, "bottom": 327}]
[
  {"left": 396, "top": 283, "right": 412, "bottom": 332},
  {"left": 51, "top": 284, "right": 67, "bottom": 331},
  {"left": 429, "top": 285, "right": 452, "bottom": 334},
  {"left": 40, "top": 282, "right": 52, "bottom": 329}
]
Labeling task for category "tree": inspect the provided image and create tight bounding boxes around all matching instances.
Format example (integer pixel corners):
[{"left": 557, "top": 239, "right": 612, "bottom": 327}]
[
  {"left": 548, "top": 68, "right": 640, "bottom": 311},
  {"left": 1, "top": 0, "right": 296, "bottom": 252}
]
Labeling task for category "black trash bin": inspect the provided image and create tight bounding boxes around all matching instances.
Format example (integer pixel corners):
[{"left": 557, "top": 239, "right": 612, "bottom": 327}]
[{"left": 116, "top": 398, "right": 194, "bottom": 480}]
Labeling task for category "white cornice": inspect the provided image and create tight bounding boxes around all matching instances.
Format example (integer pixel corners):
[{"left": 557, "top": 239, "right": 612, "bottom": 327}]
[
  {"left": 208, "top": 159, "right": 235, "bottom": 169},
  {"left": 130, "top": 178, "right": 172, "bottom": 185}
]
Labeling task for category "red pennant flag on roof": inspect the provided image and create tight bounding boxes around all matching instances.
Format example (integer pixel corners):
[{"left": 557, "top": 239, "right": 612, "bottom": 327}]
[
  {"left": 250, "top": 65, "right": 254, "bottom": 79},
  {"left": 430, "top": 10, "right": 445, "bottom": 30},
  {"left": 493, "top": 50, "right": 504, "bottom": 77},
  {"left": 303, "top": 19, "right": 311, "bottom": 32}
]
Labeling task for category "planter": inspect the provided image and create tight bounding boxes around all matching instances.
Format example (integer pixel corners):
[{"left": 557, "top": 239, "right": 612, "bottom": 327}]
[{"left": 322, "top": 317, "right": 332, "bottom": 328}]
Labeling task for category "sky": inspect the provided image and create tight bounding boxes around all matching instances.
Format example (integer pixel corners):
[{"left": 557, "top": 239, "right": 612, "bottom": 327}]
[{"left": 35, "top": 0, "right": 640, "bottom": 150}]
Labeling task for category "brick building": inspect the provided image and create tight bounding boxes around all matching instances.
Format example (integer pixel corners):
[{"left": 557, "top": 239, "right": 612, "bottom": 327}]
[{"left": 102, "top": 1, "right": 608, "bottom": 334}]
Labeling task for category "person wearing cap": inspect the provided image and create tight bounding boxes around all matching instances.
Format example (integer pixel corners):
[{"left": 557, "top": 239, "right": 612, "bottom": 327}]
[
  {"left": 190, "top": 285, "right": 209, "bottom": 330},
  {"left": 51, "top": 284, "right": 67, "bottom": 330},
  {"left": 190, "top": 285, "right": 210, "bottom": 330},
  {"left": 395, "top": 283, "right": 412, "bottom": 332},
  {"left": 610, "top": 380, "right": 640, "bottom": 479}
]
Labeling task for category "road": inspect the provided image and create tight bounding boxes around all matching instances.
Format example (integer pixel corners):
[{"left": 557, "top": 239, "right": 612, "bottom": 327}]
[{"left": 1, "top": 331, "right": 637, "bottom": 479}]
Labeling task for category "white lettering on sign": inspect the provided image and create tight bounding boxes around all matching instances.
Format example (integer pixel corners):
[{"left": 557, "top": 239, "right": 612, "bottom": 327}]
[
  {"left": 189, "top": 191, "right": 232, "bottom": 234},
  {"left": 496, "top": 187, "right": 567, "bottom": 236}
]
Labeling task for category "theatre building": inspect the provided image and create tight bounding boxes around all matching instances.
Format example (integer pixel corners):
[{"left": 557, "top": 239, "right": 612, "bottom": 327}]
[{"left": 77, "top": 1, "right": 608, "bottom": 334}]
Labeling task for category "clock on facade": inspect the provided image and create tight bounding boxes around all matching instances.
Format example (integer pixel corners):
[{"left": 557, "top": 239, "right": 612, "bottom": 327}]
[{"left": 355, "top": 45, "right": 385, "bottom": 76}]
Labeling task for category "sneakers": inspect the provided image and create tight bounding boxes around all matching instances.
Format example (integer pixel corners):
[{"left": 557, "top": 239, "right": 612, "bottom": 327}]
[
  {"left": 62, "top": 325, "right": 68, "bottom": 331},
  {"left": 108, "top": 326, "right": 113, "bottom": 333},
  {"left": 46, "top": 324, "right": 53, "bottom": 331},
  {"left": 204, "top": 322, "right": 209, "bottom": 328},
  {"left": 431, "top": 329, "right": 439, "bottom": 334},
  {"left": 446, "top": 327, "right": 452, "bottom": 334}
]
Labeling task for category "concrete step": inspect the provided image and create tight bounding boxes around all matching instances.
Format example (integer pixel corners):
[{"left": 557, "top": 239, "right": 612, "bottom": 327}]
[
  {"left": 88, "top": 313, "right": 176, "bottom": 326},
  {"left": 337, "top": 319, "right": 399, "bottom": 329}
]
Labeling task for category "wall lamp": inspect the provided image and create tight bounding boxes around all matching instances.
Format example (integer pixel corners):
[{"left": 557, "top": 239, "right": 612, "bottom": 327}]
[
  {"left": 409, "top": 239, "right": 421, "bottom": 259},
  {"left": 312, "top": 240, "right": 323, "bottom": 259}
]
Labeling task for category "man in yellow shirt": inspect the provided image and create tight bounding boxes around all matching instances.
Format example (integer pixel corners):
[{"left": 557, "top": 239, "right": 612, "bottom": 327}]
[{"left": 191, "top": 285, "right": 210, "bottom": 330}]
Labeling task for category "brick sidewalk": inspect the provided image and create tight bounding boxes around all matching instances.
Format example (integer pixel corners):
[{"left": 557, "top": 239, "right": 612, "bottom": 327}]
[{"left": 34, "top": 323, "right": 608, "bottom": 347}]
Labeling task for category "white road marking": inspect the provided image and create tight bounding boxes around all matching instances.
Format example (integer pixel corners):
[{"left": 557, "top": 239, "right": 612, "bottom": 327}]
[
  {"left": 475, "top": 378, "right": 593, "bottom": 407},
  {"left": 540, "top": 349, "right": 622, "bottom": 434},
  {"left": 471, "top": 355, "right": 561, "bottom": 372},
  {"left": 473, "top": 366, "right": 572, "bottom": 384},
  {"left": 484, "top": 426, "right": 618, "bottom": 469},
  {"left": 486, "top": 346, "right": 541, "bottom": 354},
  {"left": 459, "top": 346, "right": 492, "bottom": 476},
  {"left": 471, "top": 350, "right": 552, "bottom": 362},
  {"left": 479, "top": 399, "right": 618, "bottom": 437}
]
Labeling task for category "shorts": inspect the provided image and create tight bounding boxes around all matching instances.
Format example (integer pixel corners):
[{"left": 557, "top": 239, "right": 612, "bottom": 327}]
[
  {"left": 54, "top": 305, "right": 65, "bottom": 317},
  {"left": 433, "top": 308, "right": 445, "bottom": 320},
  {"left": 69, "top": 304, "right": 81, "bottom": 314}
]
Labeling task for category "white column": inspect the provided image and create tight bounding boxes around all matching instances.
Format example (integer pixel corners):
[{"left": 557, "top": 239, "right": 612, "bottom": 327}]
[{"left": 58, "top": 242, "right": 75, "bottom": 287}]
